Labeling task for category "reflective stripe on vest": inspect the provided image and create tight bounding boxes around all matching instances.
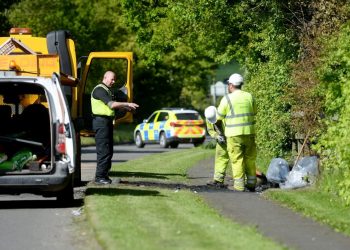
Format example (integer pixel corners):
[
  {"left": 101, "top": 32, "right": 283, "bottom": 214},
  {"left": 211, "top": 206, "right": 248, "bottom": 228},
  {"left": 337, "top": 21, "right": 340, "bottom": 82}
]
[
  {"left": 91, "top": 84, "right": 115, "bottom": 117},
  {"left": 218, "top": 91, "right": 255, "bottom": 136}
]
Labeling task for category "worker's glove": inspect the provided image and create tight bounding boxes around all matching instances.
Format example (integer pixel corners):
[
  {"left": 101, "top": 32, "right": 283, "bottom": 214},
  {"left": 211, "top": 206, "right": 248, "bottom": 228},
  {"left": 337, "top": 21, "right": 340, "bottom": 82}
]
[{"left": 216, "top": 135, "right": 226, "bottom": 145}]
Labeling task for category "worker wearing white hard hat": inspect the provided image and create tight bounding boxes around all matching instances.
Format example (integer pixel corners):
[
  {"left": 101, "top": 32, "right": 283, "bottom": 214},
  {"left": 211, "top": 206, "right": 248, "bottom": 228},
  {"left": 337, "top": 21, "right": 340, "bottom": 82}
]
[
  {"left": 204, "top": 106, "right": 229, "bottom": 187},
  {"left": 217, "top": 73, "right": 257, "bottom": 192},
  {"left": 228, "top": 73, "right": 244, "bottom": 86}
]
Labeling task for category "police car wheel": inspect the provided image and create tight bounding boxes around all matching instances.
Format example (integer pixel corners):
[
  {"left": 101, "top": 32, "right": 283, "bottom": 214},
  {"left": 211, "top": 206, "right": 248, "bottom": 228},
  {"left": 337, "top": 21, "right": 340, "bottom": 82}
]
[
  {"left": 159, "top": 132, "right": 169, "bottom": 148},
  {"left": 170, "top": 142, "right": 179, "bottom": 148},
  {"left": 193, "top": 142, "right": 204, "bottom": 147},
  {"left": 135, "top": 132, "right": 145, "bottom": 148}
]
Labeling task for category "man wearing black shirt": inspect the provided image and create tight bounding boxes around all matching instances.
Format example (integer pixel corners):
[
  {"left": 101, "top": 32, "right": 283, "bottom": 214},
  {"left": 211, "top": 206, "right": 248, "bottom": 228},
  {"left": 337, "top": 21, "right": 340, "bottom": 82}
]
[{"left": 91, "top": 71, "right": 139, "bottom": 184}]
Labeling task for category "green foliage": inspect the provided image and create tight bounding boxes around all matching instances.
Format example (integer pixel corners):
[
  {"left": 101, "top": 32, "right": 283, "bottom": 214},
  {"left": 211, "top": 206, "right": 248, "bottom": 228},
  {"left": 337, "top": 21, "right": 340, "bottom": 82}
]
[
  {"left": 121, "top": 0, "right": 230, "bottom": 117},
  {"left": 315, "top": 22, "right": 350, "bottom": 204},
  {"left": 288, "top": 0, "right": 350, "bottom": 142},
  {"left": 9, "top": 1, "right": 76, "bottom": 36},
  {"left": 247, "top": 63, "right": 293, "bottom": 158},
  {"left": 236, "top": 2, "right": 299, "bottom": 158},
  {"left": 8, "top": 0, "right": 131, "bottom": 56},
  {"left": 0, "top": 0, "right": 19, "bottom": 36},
  {"left": 121, "top": 0, "right": 302, "bottom": 156}
]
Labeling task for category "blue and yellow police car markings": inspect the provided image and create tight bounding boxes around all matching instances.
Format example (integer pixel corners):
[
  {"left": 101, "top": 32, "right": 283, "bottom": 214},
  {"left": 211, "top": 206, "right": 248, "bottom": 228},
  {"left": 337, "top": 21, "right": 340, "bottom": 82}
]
[
  {"left": 159, "top": 121, "right": 166, "bottom": 129},
  {"left": 143, "top": 130, "right": 149, "bottom": 141},
  {"left": 146, "top": 123, "right": 154, "bottom": 140},
  {"left": 165, "top": 130, "right": 172, "bottom": 138},
  {"left": 154, "top": 130, "right": 159, "bottom": 140}
]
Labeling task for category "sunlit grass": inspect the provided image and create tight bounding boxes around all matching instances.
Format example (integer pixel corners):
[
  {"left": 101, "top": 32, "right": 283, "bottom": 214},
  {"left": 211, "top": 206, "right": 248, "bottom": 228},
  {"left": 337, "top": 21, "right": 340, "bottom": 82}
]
[
  {"left": 109, "top": 148, "right": 214, "bottom": 184},
  {"left": 84, "top": 148, "right": 285, "bottom": 250},
  {"left": 85, "top": 186, "right": 284, "bottom": 250}
]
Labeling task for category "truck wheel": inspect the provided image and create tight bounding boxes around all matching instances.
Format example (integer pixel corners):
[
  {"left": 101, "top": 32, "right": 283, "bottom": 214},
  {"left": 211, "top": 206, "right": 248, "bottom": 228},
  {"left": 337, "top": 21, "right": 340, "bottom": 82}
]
[
  {"left": 135, "top": 132, "right": 145, "bottom": 148},
  {"left": 159, "top": 132, "right": 169, "bottom": 148}
]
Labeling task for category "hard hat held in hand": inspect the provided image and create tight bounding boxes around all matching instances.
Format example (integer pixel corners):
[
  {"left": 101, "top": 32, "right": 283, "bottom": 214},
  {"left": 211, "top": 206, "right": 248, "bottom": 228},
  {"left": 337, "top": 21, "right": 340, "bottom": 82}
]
[
  {"left": 204, "top": 106, "right": 217, "bottom": 124},
  {"left": 228, "top": 73, "right": 244, "bottom": 86}
]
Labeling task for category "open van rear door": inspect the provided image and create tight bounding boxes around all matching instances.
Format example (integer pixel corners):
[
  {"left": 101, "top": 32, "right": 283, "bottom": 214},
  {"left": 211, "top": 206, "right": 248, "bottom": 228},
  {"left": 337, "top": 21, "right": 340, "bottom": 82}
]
[
  {"left": 52, "top": 73, "right": 76, "bottom": 173},
  {"left": 77, "top": 52, "right": 133, "bottom": 136}
]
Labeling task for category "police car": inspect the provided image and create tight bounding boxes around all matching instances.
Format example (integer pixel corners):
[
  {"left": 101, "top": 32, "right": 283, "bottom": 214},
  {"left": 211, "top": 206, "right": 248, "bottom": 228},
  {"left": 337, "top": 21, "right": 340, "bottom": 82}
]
[{"left": 134, "top": 108, "right": 206, "bottom": 148}]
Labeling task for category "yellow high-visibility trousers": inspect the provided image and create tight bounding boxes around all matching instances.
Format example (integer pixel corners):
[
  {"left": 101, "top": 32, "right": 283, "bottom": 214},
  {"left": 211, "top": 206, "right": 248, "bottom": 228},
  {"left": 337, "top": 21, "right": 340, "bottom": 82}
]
[
  {"left": 213, "top": 142, "right": 230, "bottom": 183},
  {"left": 226, "top": 135, "right": 257, "bottom": 191}
]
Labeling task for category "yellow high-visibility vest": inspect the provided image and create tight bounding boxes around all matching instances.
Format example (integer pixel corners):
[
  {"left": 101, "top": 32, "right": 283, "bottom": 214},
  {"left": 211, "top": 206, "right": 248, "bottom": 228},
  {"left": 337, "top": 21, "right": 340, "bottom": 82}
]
[
  {"left": 217, "top": 90, "right": 256, "bottom": 136},
  {"left": 91, "top": 84, "right": 115, "bottom": 117}
]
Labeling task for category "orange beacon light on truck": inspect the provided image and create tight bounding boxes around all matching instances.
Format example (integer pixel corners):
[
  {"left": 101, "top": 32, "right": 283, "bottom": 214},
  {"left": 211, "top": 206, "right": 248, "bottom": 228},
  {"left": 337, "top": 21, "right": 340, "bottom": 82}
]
[{"left": 9, "top": 60, "right": 17, "bottom": 70}]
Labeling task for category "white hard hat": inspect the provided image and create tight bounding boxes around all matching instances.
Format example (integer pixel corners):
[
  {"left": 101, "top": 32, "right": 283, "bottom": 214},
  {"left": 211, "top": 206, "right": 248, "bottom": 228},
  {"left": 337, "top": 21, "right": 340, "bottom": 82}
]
[
  {"left": 228, "top": 73, "right": 244, "bottom": 86},
  {"left": 204, "top": 106, "right": 217, "bottom": 124}
]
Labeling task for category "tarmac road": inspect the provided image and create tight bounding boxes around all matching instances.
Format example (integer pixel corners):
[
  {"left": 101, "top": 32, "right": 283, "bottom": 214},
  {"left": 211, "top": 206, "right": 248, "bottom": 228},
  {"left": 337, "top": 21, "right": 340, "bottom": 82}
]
[{"left": 0, "top": 143, "right": 189, "bottom": 250}]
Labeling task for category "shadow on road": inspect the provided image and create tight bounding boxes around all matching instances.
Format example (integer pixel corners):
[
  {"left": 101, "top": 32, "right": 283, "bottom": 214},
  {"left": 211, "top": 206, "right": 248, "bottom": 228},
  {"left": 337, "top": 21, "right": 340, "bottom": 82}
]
[
  {"left": 0, "top": 198, "right": 84, "bottom": 209},
  {"left": 85, "top": 187, "right": 163, "bottom": 197},
  {"left": 81, "top": 148, "right": 167, "bottom": 154},
  {"left": 109, "top": 171, "right": 183, "bottom": 179}
]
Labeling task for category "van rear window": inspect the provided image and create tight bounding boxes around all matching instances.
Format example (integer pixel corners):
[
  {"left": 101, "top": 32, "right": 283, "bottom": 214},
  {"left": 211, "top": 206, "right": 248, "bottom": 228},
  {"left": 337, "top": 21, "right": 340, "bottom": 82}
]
[{"left": 0, "top": 82, "right": 47, "bottom": 116}]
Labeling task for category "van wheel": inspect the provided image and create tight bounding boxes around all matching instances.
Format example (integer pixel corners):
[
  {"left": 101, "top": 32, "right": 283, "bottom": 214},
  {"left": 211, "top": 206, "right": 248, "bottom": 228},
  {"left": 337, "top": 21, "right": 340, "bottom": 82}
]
[
  {"left": 135, "top": 132, "right": 145, "bottom": 148},
  {"left": 57, "top": 178, "right": 74, "bottom": 205},
  {"left": 159, "top": 132, "right": 169, "bottom": 148}
]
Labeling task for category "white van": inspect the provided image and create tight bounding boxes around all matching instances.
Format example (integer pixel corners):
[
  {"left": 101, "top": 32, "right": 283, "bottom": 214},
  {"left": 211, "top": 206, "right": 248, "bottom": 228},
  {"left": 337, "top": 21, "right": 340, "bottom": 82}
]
[{"left": 0, "top": 74, "right": 77, "bottom": 202}]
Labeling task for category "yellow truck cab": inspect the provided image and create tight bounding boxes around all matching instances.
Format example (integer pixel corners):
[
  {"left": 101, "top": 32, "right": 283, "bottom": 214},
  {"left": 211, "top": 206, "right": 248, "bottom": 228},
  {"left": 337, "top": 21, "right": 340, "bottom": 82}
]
[{"left": 0, "top": 28, "right": 134, "bottom": 203}]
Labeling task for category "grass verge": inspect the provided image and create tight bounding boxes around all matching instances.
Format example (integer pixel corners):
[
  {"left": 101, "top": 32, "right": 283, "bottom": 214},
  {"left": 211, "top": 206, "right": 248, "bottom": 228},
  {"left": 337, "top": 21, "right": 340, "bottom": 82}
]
[
  {"left": 109, "top": 148, "right": 214, "bottom": 184},
  {"left": 84, "top": 148, "right": 285, "bottom": 250},
  {"left": 81, "top": 123, "right": 136, "bottom": 146},
  {"left": 85, "top": 187, "right": 283, "bottom": 250}
]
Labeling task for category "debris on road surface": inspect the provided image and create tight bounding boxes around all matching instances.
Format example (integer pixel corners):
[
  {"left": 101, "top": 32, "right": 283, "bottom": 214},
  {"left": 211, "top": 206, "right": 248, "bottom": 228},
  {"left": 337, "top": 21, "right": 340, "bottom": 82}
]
[{"left": 72, "top": 207, "right": 83, "bottom": 216}]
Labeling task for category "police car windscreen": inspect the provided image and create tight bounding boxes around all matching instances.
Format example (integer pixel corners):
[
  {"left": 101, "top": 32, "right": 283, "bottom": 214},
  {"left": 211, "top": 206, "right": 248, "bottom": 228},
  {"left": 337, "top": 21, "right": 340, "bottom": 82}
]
[{"left": 175, "top": 113, "right": 200, "bottom": 120}]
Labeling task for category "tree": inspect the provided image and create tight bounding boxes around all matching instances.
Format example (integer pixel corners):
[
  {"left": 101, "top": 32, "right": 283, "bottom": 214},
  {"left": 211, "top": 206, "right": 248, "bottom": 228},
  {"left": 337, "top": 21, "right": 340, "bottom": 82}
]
[
  {"left": 120, "top": 0, "right": 302, "bottom": 157},
  {"left": 0, "top": 0, "right": 20, "bottom": 36},
  {"left": 8, "top": 0, "right": 131, "bottom": 55}
]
